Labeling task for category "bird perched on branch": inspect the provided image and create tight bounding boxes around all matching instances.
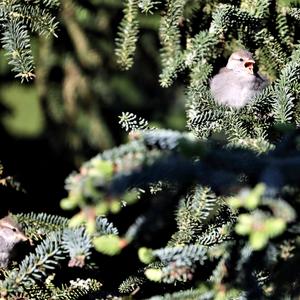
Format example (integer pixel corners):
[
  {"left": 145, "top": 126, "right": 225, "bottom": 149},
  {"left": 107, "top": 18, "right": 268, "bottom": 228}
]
[
  {"left": 210, "top": 50, "right": 268, "bottom": 108},
  {"left": 0, "top": 215, "right": 28, "bottom": 268}
]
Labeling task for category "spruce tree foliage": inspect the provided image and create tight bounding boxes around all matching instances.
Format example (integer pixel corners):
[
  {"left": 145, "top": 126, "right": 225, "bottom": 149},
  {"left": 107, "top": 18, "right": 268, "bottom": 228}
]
[
  {"left": 61, "top": 0, "right": 300, "bottom": 298},
  {"left": 61, "top": 126, "right": 300, "bottom": 298},
  {"left": 0, "top": 213, "right": 119, "bottom": 299},
  {"left": 1, "top": 0, "right": 300, "bottom": 299},
  {"left": 0, "top": 0, "right": 59, "bottom": 81},
  {"left": 24, "top": 0, "right": 181, "bottom": 161},
  {"left": 115, "top": 0, "right": 300, "bottom": 152}
]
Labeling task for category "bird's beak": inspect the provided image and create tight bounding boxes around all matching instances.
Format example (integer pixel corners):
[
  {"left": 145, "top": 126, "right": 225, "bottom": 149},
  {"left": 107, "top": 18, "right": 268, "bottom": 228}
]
[
  {"left": 244, "top": 59, "right": 255, "bottom": 74},
  {"left": 17, "top": 231, "right": 34, "bottom": 245},
  {"left": 18, "top": 231, "right": 28, "bottom": 242}
]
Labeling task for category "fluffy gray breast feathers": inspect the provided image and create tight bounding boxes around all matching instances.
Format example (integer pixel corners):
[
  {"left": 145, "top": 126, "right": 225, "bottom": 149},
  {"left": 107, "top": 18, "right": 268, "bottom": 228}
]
[{"left": 210, "top": 50, "right": 268, "bottom": 108}]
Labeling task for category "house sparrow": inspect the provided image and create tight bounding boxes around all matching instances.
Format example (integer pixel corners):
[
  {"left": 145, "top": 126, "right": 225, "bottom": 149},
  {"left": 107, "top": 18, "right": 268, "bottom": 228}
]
[
  {"left": 0, "top": 215, "right": 28, "bottom": 268},
  {"left": 210, "top": 50, "right": 268, "bottom": 108}
]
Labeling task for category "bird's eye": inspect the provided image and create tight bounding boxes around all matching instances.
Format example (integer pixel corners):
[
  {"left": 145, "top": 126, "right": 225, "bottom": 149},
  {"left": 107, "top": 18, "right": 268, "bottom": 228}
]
[
  {"left": 12, "top": 228, "right": 17, "bottom": 232},
  {"left": 239, "top": 58, "right": 244, "bottom": 62}
]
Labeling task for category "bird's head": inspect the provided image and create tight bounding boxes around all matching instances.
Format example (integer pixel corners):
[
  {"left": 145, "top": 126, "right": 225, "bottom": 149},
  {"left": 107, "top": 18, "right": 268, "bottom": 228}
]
[
  {"left": 0, "top": 215, "right": 28, "bottom": 246},
  {"left": 226, "top": 50, "right": 255, "bottom": 75}
]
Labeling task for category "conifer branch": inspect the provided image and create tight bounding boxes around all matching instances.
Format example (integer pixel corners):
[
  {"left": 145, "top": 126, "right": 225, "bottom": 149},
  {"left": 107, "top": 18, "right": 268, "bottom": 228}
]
[
  {"left": 16, "top": 212, "right": 69, "bottom": 240},
  {"left": 138, "top": 0, "right": 161, "bottom": 14},
  {"left": 1, "top": 231, "right": 64, "bottom": 294},
  {"left": 62, "top": 227, "right": 92, "bottom": 268},
  {"left": 115, "top": 0, "right": 139, "bottom": 70},
  {"left": 0, "top": 0, "right": 59, "bottom": 80},
  {"left": 1, "top": 18, "right": 35, "bottom": 81},
  {"left": 148, "top": 244, "right": 208, "bottom": 283},
  {"left": 159, "top": 0, "right": 186, "bottom": 87}
]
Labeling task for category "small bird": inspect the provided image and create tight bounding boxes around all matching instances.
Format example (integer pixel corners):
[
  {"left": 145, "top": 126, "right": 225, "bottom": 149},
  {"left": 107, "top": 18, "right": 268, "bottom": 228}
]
[
  {"left": 0, "top": 215, "right": 28, "bottom": 268},
  {"left": 210, "top": 50, "right": 268, "bottom": 108}
]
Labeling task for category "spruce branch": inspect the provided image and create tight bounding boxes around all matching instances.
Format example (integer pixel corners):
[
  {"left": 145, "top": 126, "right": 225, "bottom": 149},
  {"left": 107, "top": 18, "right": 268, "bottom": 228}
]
[
  {"left": 115, "top": 0, "right": 139, "bottom": 70},
  {"left": 272, "top": 85, "right": 295, "bottom": 123},
  {"left": 159, "top": 0, "right": 186, "bottom": 87},
  {"left": 138, "top": 0, "right": 161, "bottom": 14},
  {"left": 272, "top": 62, "right": 300, "bottom": 123},
  {"left": 226, "top": 115, "right": 274, "bottom": 153},
  {"left": 187, "top": 186, "right": 220, "bottom": 223},
  {"left": 95, "top": 216, "right": 119, "bottom": 236},
  {"left": 148, "top": 244, "right": 208, "bottom": 283},
  {"left": 24, "top": 0, "right": 60, "bottom": 8},
  {"left": 141, "top": 129, "right": 192, "bottom": 150},
  {"left": 184, "top": 31, "right": 218, "bottom": 68},
  {"left": 119, "top": 275, "right": 145, "bottom": 294},
  {"left": 209, "top": 4, "right": 261, "bottom": 35},
  {"left": 16, "top": 212, "right": 69, "bottom": 240},
  {"left": 0, "top": 0, "right": 59, "bottom": 80},
  {"left": 1, "top": 231, "right": 64, "bottom": 294},
  {"left": 240, "top": 0, "right": 271, "bottom": 18},
  {"left": 186, "top": 83, "right": 225, "bottom": 138},
  {"left": 26, "top": 278, "right": 102, "bottom": 300},
  {"left": 51, "top": 278, "right": 102, "bottom": 300},
  {"left": 119, "top": 112, "right": 150, "bottom": 132},
  {"left": 255, "top": 28, "right": 288, "bottom": 72},
  {"left": 124, "top": 216, "right": 146, "bottom": 242},
  {"left": 1, "top": 18, "right": 35, "bottom": 81},
  {"left": 62, "top": 227, "right": 92, "bottom": 268},
  {"left": 14, "top": 4, "right": 59, "bottom": 37},
  {"left": 189, "top": 62, "right": 213, "bottom": 87},
  {"left": 289, "top": 8, "right": 300, "bottom": 20},
  {"left": 276, "top": 11, "right": 293, "bottom": 50},
  {"left": 147, "top": 289, "right": 215, "bottom": 300},
  {"left": 196, "top": 222, "right": 233, "bottom": 246}
]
